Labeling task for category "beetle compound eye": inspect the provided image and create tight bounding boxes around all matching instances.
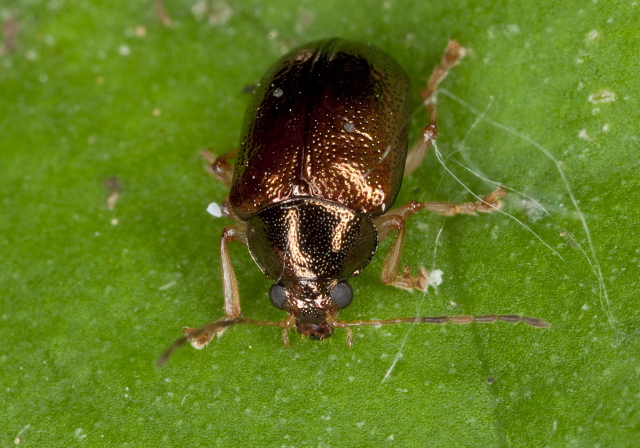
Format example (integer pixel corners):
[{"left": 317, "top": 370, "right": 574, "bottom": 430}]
[
  {"left": 330, "top": 282, "right": 353, "bottom": 309},
  {"left": 269, "top": 283, "right": 287, "bottom": 309}
]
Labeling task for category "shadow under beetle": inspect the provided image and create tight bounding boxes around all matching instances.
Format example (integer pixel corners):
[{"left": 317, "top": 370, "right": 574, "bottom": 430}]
[{"left": 159, "top": 38, "right": 548, "bottom": 365}]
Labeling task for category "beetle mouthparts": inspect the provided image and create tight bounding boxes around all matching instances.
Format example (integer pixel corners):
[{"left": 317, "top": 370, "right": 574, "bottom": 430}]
[{"left": 296, "top": 321, "right": 333, "bottom": 340}]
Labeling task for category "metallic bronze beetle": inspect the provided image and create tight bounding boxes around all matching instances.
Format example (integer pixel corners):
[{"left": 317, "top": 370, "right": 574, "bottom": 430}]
[{"left": 159, "top": 38, "right": 547, "bottom": 365}]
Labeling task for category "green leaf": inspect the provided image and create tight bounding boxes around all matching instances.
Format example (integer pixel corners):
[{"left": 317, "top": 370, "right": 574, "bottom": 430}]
[{"left": 1, "top": 0, "right": 638, "bottom": 446}]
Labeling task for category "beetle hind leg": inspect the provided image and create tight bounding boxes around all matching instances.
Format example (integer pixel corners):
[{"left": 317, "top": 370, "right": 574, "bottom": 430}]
[{"left": 405, "top": 39, "right": 466, "bottom": 176}]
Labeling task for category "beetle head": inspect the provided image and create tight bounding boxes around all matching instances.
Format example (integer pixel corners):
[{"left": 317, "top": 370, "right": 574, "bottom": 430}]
[
  {"left": 269, "top": 279, "right": 353, "bottom": 339},
  {"left": 246, "top": 198, "right": 376, "bottom": 340}
]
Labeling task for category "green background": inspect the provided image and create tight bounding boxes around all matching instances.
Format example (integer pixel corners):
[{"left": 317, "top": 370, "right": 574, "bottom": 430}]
[{"left": 1, "top": 0, "right": 638, "bottom": 446}]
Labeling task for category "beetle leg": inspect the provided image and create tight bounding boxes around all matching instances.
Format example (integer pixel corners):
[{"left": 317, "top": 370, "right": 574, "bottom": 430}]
[
  {"left": 374, "top": 187, "right": 505, "bottom": 291},
  {"left": 421, "top": 39, "right": 467, "bottom": 129},
  {"left": 410, "top": 187, "right": 506, "bottom": 217},
  {"left": 218, "top": 225, "right": 247, "bottom": 318},
  {"left": 201, "top": 149, "right": 237, "bottom": 187},
  {"left": 183, "top": 224, "right": 247, "bottom": 349},
  {"left": 405, "top": 39, "right": 466, "bottom": 176},
  {"left": 218, "top": 199, "right": 244, "bottom": 223},
  {"left": 374, "top": 213, "right": 429, "bottom": 290}
]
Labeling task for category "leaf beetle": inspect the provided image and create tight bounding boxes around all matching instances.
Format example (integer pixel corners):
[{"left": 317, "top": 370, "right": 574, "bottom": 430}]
[{"left": 159, "top": 38, "right": 548, "bottom": 365}]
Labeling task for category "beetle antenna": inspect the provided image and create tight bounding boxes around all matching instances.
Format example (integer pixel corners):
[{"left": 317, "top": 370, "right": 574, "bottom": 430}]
[
  {"left": 339, "top": 314, "right": 549, "bottom": 329},
  {"left": 156, "top": 317, "right": 288, "bottom": 368}
]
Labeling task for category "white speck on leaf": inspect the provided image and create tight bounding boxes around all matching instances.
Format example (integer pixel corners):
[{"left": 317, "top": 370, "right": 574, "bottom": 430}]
[
  {"left": 588, "top": 90, "right": 615, "bottom": 103},
  {"left": 586, "top": 30, "right": 599, "bottom": 41},
  {"left": 504, "top": 24, "right": 520, "bottom": 36},
  {"left": 428, "top": 269, "right": 443, "bottom": 287},
  {"left": 578, "top": 129, "right": 592, "bottom": 141},
  {"left": 208, "top": 1, "right": 233, "bottom": 26},
  {"left": 192, "top": 0, "right": 233, "bottom": 26},
  {"left": 74, "top": 428, "right": 87, "bottom": 441},
  {"left": 159, "top": 281, "right": 176, "bottom": 291},
  {"left": 207, "top": 202, "right": 222, "bottom": 217}
]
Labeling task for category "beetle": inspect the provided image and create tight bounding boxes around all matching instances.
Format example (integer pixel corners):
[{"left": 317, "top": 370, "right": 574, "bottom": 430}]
[{"left": 159, "top": 38, "right": 547, "bottom": 365}]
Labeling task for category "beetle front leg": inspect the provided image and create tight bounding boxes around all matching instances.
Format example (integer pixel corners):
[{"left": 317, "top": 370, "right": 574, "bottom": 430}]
[
  {"left": 405, "top": 39, "right": 466, "bottom": 176},
  {"left": 184, "top": 224, "right": 247, "bottom": 349},
  {"left": 374, "top": 188, "right": 505, "bottom": 291},
  {"left": 201, "top": 149, "right": 237, "bottom": 187}
]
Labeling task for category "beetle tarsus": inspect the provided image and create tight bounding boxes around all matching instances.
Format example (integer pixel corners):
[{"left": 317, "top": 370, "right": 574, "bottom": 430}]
[
  {"left": 417, "top": 187, "right": 507, "bottom": 217},
  {"left": 281, "top": 328, "right": 291, "bottom": 348},
  {"left": 346, "top": 327, "right": 354, "bottom": 348},
  {"left": 201, "top": 149, "right": 237, "bottom": 187},
  {"left": 405, "top": 40, "right": 466, "bottom": 175},
  {"left": 182, "top": 326, "right": 213, "bottom": 350},
  {"left": 390, "top": 265, "right": 430, "bottom": 291}
]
